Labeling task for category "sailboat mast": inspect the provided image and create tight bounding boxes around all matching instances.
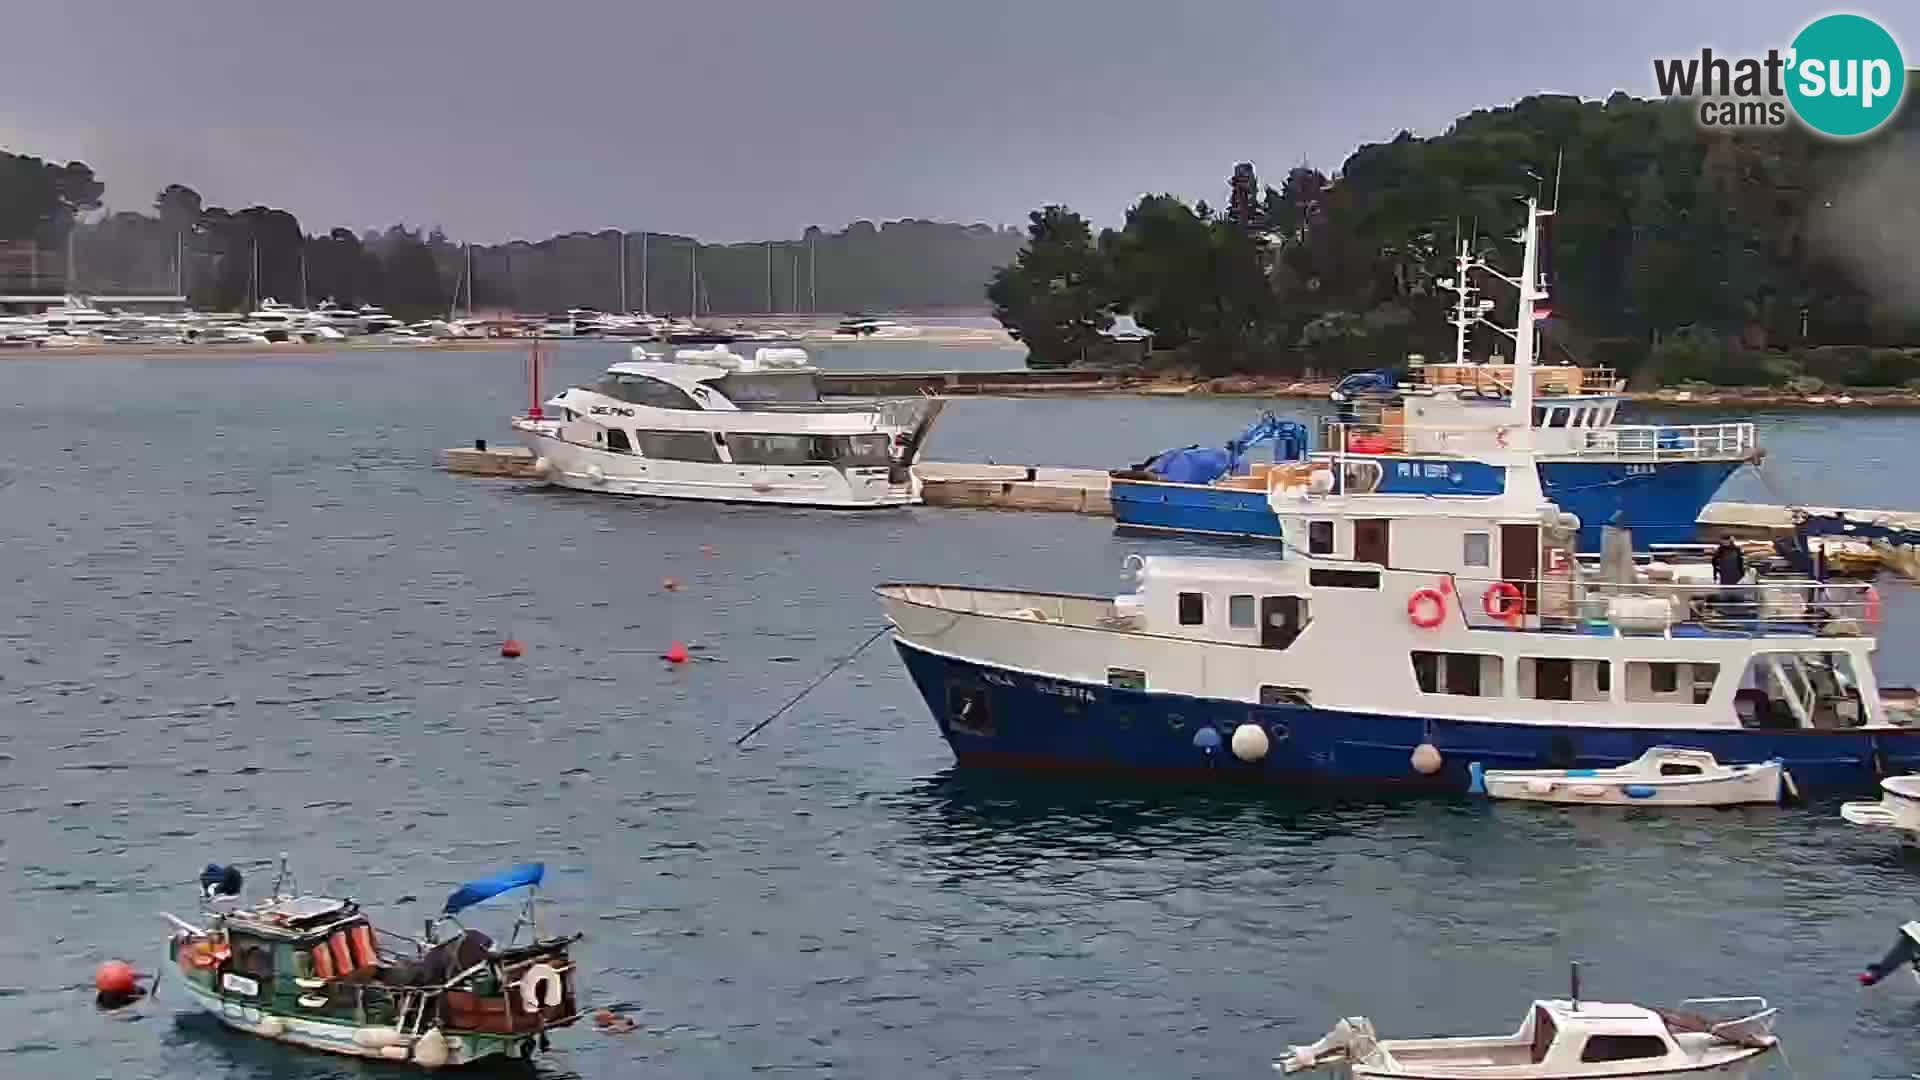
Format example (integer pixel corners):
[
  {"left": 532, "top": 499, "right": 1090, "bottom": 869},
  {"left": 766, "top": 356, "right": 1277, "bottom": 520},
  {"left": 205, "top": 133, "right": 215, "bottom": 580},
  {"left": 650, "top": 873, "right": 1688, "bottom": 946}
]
[
  {"left": 639, "top": 231, "right": 648, "bottom": 314},
  {"left": 690, "top": 242, "right": 698, "bottom": 318},
  {"left": 618, "top": 230, "right": 627, "bottom": 314},
  {"left": 299, "top": 245, "right": 307, "bottom": 308},
  {"left": 765, "top": 241, "right": 773, "bottom": 313},
  {"left": 175, "top": 231, "right": 185, "bottom": 297}
]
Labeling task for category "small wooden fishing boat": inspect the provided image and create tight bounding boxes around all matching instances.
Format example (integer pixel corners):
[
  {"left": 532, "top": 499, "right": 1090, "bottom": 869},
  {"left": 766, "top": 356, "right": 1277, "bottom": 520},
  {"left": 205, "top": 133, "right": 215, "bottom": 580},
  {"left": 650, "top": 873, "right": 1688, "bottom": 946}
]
[
  {"left": 1278, "top": 968, "right": 1779, "bottom": 1078},
  {"left": 1468, "top": 748, "right": 1789, "bottom": 807},
  {"left": 163, "top": 858, "right": 580, "bottom": 1069},
  {"left": 1840, "top": 774, "right": 1920, "bottom": 842}
]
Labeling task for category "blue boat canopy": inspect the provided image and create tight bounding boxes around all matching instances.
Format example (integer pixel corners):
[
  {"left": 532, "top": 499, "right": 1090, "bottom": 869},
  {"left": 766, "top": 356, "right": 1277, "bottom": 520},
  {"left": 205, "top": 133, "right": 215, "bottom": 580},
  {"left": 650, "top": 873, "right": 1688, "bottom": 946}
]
[{"left": 443, "top": 863, "right": 545, "bottom": 915}]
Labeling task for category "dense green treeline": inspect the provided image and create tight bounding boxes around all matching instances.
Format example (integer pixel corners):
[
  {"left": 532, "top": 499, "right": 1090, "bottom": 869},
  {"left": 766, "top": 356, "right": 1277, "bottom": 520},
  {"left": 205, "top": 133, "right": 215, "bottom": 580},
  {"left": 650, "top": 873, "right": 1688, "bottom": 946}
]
[
  {"left": 992, "top": 93, "right": 1920, "bottom": 387},
  {"left": 0, "top": 150, "right": 1021, "bottom": 319}
]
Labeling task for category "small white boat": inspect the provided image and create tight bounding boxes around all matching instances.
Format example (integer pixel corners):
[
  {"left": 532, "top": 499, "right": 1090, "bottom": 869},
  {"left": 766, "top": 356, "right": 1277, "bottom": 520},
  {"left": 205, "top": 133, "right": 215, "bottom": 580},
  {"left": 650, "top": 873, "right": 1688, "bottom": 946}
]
[
  {"left": 1469, "top": 748, "right": 1788, "bottom": 807},
  {"left": 1279, "top": 974, "right": 1778, "bottom": 1078},
  {"left": 1840, "top": 774, "right": 1920, "bottom": 841}
]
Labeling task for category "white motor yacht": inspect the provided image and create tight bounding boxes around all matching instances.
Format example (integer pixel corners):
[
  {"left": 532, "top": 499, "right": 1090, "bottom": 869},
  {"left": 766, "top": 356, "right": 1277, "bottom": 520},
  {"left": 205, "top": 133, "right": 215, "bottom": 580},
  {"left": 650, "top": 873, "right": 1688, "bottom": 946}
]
[{"left": 512, "top": 346, "right": 942, "bottom": 508}]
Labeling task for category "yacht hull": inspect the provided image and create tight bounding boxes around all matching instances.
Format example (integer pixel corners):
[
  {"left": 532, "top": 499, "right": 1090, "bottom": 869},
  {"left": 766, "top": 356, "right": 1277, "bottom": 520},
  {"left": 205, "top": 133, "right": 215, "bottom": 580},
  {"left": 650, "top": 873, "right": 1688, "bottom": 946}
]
[
  {"left": 1109, "top": 459, "right": 1745, "bottom": 548},
  {"left": 892, "top": 637, "right": 1920, "bottom": 793},
  {"left": 519, "top": 430, "right": 917, "bottom": 509}
]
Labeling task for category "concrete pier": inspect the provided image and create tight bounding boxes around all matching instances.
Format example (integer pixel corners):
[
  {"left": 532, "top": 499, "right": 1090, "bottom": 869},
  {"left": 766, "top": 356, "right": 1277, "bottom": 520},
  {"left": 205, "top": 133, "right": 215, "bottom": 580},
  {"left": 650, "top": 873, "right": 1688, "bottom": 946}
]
[{"left": 438, "top": 450, "right": 1912, "bottom": 551}]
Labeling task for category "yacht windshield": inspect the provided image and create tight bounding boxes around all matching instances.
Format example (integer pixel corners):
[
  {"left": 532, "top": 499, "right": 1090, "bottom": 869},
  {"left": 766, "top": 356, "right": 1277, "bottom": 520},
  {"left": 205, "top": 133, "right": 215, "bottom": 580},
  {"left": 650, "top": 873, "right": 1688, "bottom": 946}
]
[{"left": 708, "top": 372, "right": 820, "bottom": 404}]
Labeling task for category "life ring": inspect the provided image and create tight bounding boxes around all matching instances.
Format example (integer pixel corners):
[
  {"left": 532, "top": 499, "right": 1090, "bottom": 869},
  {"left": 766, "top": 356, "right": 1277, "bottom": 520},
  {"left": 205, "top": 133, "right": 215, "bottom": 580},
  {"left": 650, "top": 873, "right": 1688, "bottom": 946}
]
[
  {"left": 1865, "top": 586, "right": 1881, "bottom": 625},
  {"left": 519, "top": 963, "right": 564, "bottom": 1012},
  {"left": 1483, "top": 581, "right": 1525, "bottom": 622},
  {"left": 1407, "top": 588, "right": 1447, "bottom": 629}
]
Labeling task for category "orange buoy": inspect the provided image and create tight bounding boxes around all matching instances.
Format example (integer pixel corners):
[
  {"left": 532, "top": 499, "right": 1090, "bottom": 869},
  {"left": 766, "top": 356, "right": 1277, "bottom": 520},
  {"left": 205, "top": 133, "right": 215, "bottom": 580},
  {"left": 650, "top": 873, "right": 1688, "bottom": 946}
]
[
  {"left": 664, "top": 641, "right": 689, "bottom": 664},
  {"left": 662, "top": 577, "right": 680, "bottom": 592},
  {"left": 501, "top": 639, "right": 524, "bottom": 658},
  {"left": 95, "top": 960, "right": 139, "bottom": 1005}
]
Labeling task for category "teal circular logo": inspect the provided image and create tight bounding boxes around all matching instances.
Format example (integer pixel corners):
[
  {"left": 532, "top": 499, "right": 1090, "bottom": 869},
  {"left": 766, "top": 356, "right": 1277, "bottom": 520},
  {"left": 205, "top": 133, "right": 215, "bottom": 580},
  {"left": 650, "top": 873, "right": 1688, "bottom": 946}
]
[{"left": 1786, "top": 14, "right": 1906, "bottom": 138}]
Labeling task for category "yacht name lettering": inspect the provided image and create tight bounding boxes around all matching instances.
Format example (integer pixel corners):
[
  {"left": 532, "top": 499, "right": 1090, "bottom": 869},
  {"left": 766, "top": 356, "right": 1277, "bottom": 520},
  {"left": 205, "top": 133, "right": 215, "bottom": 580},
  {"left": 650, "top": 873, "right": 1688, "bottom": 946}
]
[
  {"left": 1034, "top": 680, "right": 1096, "bottom": 703},
  {"left": 1394, "top": 462, "right": 1455, "bottom": 480},
  {"left": 590, "top": 406, "right": 636, "bottom": 417}
]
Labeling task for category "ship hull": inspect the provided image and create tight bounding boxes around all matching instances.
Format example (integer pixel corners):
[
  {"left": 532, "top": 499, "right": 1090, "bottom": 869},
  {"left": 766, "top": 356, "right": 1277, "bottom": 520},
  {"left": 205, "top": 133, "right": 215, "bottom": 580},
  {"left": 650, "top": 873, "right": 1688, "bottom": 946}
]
[
  {"left": 1110, "top": 459, "right": 1745, "bottom": 548},
  {"left": 176, "top": 977, "right": 522, "bottom": 1067},
  {"left": 895, "top": 638, "right": 1920, "bottom": 792}
]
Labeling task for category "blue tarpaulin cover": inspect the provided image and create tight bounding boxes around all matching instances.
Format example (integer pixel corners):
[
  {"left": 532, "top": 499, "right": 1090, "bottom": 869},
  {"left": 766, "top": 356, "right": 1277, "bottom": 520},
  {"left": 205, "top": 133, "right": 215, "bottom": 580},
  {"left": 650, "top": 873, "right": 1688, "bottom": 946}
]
[
  {"left": 443, "top": 863, "right": 545, "bottom": 914},
  {"left": 1147, "top": 447, "right": 1232, "bottom": 485}
]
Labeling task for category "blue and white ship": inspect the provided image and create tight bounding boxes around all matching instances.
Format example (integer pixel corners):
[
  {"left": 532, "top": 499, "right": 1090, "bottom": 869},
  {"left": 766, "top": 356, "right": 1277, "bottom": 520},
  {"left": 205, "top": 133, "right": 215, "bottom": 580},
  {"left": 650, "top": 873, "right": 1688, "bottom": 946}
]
[
  {"left": 882, "top": 200, "right": 1913, "bottom": 793},
  {"left": 1109, "top": 220, "right": 1760, "bottom": 549}
]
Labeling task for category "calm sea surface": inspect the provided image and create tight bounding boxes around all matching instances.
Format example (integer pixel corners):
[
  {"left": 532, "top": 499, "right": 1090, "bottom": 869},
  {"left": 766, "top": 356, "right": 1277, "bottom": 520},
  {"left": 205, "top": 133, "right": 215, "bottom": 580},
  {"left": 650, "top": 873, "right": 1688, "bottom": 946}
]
[{"left": 3, "top": 341, "right": 1919, "bottom": 1079}]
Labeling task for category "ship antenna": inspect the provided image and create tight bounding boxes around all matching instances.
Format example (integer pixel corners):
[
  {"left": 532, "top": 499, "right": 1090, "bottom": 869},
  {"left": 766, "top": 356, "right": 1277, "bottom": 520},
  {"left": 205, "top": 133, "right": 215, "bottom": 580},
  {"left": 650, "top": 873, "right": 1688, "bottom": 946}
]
[
  {"left": 1551, "top": 146, "right": 1565, "bottom": 212},
  {"left": 1570, "top": 961, "right": 1582, "bottom": 1012}
]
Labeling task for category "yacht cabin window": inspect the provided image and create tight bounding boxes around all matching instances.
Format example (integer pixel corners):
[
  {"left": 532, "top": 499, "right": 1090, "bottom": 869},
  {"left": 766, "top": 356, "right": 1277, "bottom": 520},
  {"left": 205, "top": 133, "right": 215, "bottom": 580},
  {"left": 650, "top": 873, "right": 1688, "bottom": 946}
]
[
  {"left": 1177, "top": 592, "right": 1205, "bottom": 626},
  {"left": 708, "top": 372, "right": 821, "bottom": 404},
  {"left": 1520, "top": 657, "right": 1611, "bottom": 702},
  {"left": 1228, "top": 594, "right": 1256, "bottom": 629},
  {"left": 595, "top": 373, "right": 702, "bottom": 410},
  {"left": 1628, "top": 661, "right": 1718, "bottom": 705},
  {"left": 1411, "top": 651, "right": 1499, "bottom": 697},
  {"left": 1260, "top": 596, "right": 1308, "bottom": 649},
  {"left": 1308, "top": 520, "right": 1334, "bottom": 555},
  {"left": 1580, "top": 1036, "right": 1670, "bottom": 1063},
  {"left": 636, "top": 430, "right": 721, "bottom": 462},
  {"left": 1546, "top": 407, "right": 1570, "bottom": 429},
  {"left": 604, "top": 428, "right": 633, "bottom": 453}
]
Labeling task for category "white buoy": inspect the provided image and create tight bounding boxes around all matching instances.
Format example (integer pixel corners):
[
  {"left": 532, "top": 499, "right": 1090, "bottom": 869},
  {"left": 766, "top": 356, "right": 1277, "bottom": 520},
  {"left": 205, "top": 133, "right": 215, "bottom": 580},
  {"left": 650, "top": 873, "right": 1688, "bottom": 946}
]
[
  {"left": 1230, "top": 723, "right": 1270, "bottom": 762},
  {"left": 414, "top": 1028, "right": 450, "bottom": 1069},
  {"left": 1411, "top": 743, "right": 1443, "bottom": 775},
  {"left": 531, "top": 456, "right": 552, "bottom": 478},
  {"left": 586, "top": 464, "right": 605, "bottom": 485},
  {"left": 257, "top": 1016, "right": 286, "bottom": 1037}
]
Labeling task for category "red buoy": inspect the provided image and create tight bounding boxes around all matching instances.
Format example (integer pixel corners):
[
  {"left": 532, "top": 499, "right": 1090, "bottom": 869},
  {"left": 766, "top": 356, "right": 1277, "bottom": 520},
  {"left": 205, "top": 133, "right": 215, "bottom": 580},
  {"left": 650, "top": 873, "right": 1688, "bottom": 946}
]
[
  {"left": 501, "top": 639, "right": 525, "bottom": 658},
  {"left": 664, "top": 641, "right": 689, "bottom": 664},
  {"left": 95, "top": 961, "right": 137, "bottom": 997}
]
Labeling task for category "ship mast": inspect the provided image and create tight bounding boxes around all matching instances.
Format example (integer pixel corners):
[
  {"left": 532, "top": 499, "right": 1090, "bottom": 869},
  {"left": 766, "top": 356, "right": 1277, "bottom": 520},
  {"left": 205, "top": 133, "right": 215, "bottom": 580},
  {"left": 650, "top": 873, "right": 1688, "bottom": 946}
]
[{"left": 1466, "top": 196, "right": 1552, "bottom": 443}]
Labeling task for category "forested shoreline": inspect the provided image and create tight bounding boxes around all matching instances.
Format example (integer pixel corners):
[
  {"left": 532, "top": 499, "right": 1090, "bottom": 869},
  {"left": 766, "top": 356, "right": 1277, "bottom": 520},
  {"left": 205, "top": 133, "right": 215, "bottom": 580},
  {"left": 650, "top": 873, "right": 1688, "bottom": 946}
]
[
  {"left": 991, "top": 93, "right": 1920, "bottom": 390},
  {"left": 0, "top": 152, "right": 1021, "bottom": 318}
]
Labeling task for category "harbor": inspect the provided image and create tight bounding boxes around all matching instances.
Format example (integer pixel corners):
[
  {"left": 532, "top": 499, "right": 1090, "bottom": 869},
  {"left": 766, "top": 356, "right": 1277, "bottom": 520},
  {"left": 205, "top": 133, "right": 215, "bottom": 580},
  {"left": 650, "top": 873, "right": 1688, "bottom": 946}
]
[{"left": 13, "top": 6, "right": 1920, "bottom": 1075}]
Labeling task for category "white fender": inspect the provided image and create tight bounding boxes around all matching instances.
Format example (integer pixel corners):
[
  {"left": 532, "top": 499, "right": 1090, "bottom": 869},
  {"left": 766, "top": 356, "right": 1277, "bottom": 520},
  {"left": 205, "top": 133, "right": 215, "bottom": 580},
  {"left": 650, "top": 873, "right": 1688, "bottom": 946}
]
[
  {"left": 531, "top": 455, "right": 552, "bottom": 478},
  {"left": 1230, "top": 723, "right": 1270, "bottom": 763},
  {"left": 1525, "top": 778, "right": 1554, "bottom": 796},
  {"left": 413, "top": 1027, "right": 450, "bottom": 1069},
  {"left": 353, "top": 1026, "right": 405, "bottom": 1048},
  {"left": 379, "top": 1044, "right": 410, "bottom": 1060},
  {"left": 585, "top": 464, "right": 605, "bottom": 485},
  {"left": 519, "top": 963, "right": 564, "bottom": 1012},
  {"left": 256, "top": 1016, "right": 286, "bottom": 1037}
]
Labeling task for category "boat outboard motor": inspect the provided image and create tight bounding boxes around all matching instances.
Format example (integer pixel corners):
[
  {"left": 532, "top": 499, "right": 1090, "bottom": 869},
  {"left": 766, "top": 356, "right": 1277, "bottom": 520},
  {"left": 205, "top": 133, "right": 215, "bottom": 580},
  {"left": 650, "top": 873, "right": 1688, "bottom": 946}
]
[
  {"left": 200, "top": 863, "right": 244, "bottom": 900},
  {"left": 1858, "top": 921, "right": 1920, "bottom": 985}
]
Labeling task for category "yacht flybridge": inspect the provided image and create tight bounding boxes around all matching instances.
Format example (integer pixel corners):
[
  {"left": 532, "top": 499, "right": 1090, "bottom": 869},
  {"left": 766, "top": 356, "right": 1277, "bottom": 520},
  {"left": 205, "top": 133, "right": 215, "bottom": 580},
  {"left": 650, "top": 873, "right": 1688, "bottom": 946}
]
[{"left": 512, "top": 346, "right": 943, "bottom": 508}]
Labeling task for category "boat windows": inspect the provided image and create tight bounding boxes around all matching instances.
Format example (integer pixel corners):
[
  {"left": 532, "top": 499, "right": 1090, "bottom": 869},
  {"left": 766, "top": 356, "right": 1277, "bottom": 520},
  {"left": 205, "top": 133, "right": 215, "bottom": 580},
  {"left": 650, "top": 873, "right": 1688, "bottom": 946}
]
[
  {"left": 724, "top": 434, "right": 888, "bottom": 467},
  {"left": 1627, "top": 661, "right": 1720, "bottom": 705},
  {"left": 1579, "top": 1035, "right": 1670, "bottom": 1063},
  {"left": 1520, "top": 657, "right": 1611, "bottom": 702},
  {"left": 708, "top": 372, "right": 821, "bottom": 404},
  {"left": 635, "top": 430, "right": 721, "bottom": 462},
  {"left": 1411, "top": 651, "right": 1499, "bottom": 696},
  {"left": 1178, "top": 592, "right": 1205, "bottom": 626},
  {"left": 1308, "top": 568, "right": 1379, "bottom": 589},
  {"left": 1260, "top": 596, "right": 1308, "bottom": 650},
  {"left": 594, "top": 372, "right": 702, "bottom": 410},
  {"left": 230, "top": 937, "right": 275, "bottom": 980},
  {"left": 604, "top": 428, "right": 633, "bottom": 454},
  {"left": 1735, "top": 651, "right": 1865, "bottom": 729},
  {"left": 1463, "top": 531, "right": 1491, "bottom": 568},
  {"left": 1341, "top": 460, "right": 1382, "bottom": 494},
  {"left": 1260, "top": 685, "right": 1311, "bottom": 706},
  {"left": 1546, "top": 407, "right": 1570, "bottom": 429},
  {"left": 1108, "top": 667, "right": 1147, "bottom": 690},
  {"left": 1228, "top": 594, "right": 1256, "bottom": 629},
  {"left": 1532, "top": 405, "right": 1548, "bottom": 428},
  {"left": 1308, "top": 520, "right": 1334, "bottom": 555}
]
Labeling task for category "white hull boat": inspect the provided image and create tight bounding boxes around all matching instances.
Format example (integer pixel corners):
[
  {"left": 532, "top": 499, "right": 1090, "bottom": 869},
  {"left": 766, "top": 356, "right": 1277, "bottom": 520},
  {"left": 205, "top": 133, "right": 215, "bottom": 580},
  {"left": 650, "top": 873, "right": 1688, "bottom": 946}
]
[
  {"left": 1470, "top": 747, "right": 1789, "bottom": 807},
  {"left": 1280, "top": 981, "right": 1777, "bottom": 1078},
  {"left": 1840, "top": 774, "right": 1920, "bottom": 841},
  {"left": 513, "top": 346, "right": 942, "bottom": 509}
]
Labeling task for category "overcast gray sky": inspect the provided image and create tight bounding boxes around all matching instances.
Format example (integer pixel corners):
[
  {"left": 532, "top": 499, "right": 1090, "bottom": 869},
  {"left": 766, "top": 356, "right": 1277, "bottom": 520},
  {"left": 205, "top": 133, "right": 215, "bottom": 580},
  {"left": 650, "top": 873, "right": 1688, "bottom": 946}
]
[{"left": 2, "top": 1, "right": 1913, "bottom": 243}]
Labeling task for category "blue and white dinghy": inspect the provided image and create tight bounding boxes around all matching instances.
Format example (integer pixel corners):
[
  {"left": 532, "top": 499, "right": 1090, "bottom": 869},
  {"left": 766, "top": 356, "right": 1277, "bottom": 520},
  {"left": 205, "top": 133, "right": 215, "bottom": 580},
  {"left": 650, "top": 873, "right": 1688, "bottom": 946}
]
[{"left": 1469, "top": 747, "right": 1791, "bottom": 807}]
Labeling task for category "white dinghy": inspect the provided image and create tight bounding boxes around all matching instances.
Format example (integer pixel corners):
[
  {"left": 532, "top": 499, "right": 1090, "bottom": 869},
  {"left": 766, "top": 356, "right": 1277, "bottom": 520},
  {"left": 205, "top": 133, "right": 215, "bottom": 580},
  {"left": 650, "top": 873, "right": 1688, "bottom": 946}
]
[
  {"left": 1468, "top": 748, "right": 1790, "bottom": 808},
  {"left": 1839, "top": 775, "right": 1920, "bottom": 842},
  {"left": 1278, "top": 968, "right": 1779, "bottom": 1079}
]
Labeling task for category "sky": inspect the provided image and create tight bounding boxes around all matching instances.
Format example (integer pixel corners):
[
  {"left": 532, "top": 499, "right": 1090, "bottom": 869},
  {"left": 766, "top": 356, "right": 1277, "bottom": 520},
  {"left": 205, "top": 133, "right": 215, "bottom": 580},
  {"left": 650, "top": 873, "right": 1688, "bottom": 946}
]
[{"left": 2, "top": 1, "right": 1916, "bottom": 244}]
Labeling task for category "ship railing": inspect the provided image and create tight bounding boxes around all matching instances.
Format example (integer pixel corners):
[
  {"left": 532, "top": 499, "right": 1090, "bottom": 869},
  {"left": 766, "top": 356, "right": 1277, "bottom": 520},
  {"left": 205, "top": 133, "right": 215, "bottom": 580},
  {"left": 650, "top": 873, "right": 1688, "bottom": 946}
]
[
  {"left": 1569, "top": 422, "right": 1759, "bottom": 459},
  {"left": 1441, "top": 570, "right": 1880, "bottom": 638},
  {"left": 1406, "top": 363, "right": 1619, "bottom": 396}
]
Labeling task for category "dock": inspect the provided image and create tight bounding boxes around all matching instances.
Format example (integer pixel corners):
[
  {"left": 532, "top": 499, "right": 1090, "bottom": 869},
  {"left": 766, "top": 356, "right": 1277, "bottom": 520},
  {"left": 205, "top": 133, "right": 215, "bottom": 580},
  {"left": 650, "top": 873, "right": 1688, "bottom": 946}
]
[{"left": 438, "top": 448, "right": 1913, "bottom": 561}]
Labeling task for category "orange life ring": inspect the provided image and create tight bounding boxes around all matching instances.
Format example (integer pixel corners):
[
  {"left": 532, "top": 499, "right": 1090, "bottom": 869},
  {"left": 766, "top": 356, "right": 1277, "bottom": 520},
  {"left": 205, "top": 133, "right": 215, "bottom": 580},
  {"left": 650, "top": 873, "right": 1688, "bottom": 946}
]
[
  {"left": 1407, "top": 588, "right": 1447, "bottom": 629},
  {"left": 1484, "top": 581, "right": 1525, "bottom": 621},
  {"left": 1866, "top": 586, "right": 1881, "bottom": 625}
]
